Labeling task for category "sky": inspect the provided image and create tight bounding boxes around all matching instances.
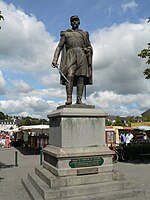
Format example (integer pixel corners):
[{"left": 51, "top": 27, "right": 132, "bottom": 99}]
[{"left": 0, "top": 0, "right": 150, "bottom": 119}]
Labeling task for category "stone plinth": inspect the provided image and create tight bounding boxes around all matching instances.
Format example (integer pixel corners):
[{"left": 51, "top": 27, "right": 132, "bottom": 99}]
[
  {"left": 22, "top": 106, "right": 145, "bottom": 200},
  {"left": 43, "top": 145, "right": 114, "bottom": 177},
  {"left": 44, "top": 106, "right": 113, "bottom": 177},
  {"left": 47, "top": 107, "right": 107, "bottom": 148}
]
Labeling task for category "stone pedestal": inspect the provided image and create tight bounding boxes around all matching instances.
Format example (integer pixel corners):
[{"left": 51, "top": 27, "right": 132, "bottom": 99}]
[
  {"left": 22, "top": 106, "right": 145, "bottom": 200},
  {"left": 48, "top": 107, "right": 106, "bottom": 148},
  {"left": 43, "top": 106, "right": 114, "bottom": 177}
]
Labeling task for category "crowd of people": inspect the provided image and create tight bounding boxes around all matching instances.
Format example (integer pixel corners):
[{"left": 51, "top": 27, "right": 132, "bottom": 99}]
[
  {"left": 0, "top": 132, "right": 14, "bottom": 148},
  {"left": 120, "top": 131, "right": 148, "bottom": 144}
]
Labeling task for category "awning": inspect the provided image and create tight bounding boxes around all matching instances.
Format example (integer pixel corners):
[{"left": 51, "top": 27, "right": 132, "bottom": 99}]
[
  {"left": 135, "top": 125, "right": 150, "bottom": 131},
  {"left": 19, "top": 125, "right": 50, "bottom": 134}
]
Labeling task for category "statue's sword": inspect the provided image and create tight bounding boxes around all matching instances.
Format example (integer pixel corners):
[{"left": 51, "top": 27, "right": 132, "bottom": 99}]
[{"left": 52, "top": 64, "right": 69, "bottom": 83}]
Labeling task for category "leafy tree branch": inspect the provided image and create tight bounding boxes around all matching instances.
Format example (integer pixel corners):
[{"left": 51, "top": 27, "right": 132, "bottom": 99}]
[{"left": 138, "top": 18, "right": 150, "bottom": 79}]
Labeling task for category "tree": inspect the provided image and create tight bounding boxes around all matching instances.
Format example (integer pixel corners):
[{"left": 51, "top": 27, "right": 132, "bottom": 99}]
[
  {"left": 143, "top": 114, "right": 150, "bottom": 122},
  {"left": 105, "top": 119, "right": 112, "bottom": 126},
  {"left": 0, "top": 11, "right": 4, "bottom": 29},
  {"left": 0, "top": 111, "right": 6, "bottom": 119},
  {"left": 113, "top": 116, "right": 125, "bottom": 126},
  {"left": 18, "top": 116, "right": 48, "bottom": 126},
  {"left": 138, "top": 17, "right": 150, "bottom": 79},
  {"left": 127, "top": 117, "right": 137, "bottom": 127}
]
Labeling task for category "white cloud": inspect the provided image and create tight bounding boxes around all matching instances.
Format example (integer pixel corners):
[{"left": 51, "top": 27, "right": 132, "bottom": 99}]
[
  {"left": 91, "top": 22, "right": 150, "bottom": 95},
  {"left": 0, "top": 100, "right": 26, "bottom": 115},
  {"left": 0, "top": 71, "right": 7, "bottom": 94},
  {"left": 0, "top": 1, "right": 56, "bottom": 74},
  {"left": 0, "top": 1, "right": 149, "bottom": 119},
  {"left": 121, "top": 0, "right": 138, "bottom": 12},
  {"left": 86, "top": 91, "right": 150, "bottom": 116},
  {"left": 0, "top": 97, "right": 56, "bottom": 119},
  {"left": 12, "top": 79, "right": 33, "bottom": 93}
]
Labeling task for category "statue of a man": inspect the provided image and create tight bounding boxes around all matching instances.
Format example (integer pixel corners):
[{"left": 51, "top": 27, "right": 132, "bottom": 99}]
[{"left": 52, "top": 15, "right": 93, "bottom": 105}]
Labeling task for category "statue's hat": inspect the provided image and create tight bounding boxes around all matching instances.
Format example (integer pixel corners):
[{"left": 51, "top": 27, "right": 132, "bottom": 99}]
[{"left": 70, "top": 15, "right": 80, "bottom": 21}]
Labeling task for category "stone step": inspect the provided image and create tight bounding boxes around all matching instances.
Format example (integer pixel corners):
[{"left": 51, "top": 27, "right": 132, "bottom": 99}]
[
  {"left": 59, "top": 189, "right": 143, "bottom": 200},
  {"left": 58, "top": 180, "right": 135, "bottom": 199},
  {"left": 28, "top": 173, "right": 60, "bottom": 200},
  {"left": 22, "top": 176, "right": 144, "bottom": 200},
  {"left": 21, "top": 178, "right": 44, "bottom": 200},
  {"left": 28, "top": 171, "right": 136, "bottom": 199},
  {"left": 35, "top": 165, "right": 124, "bottom": 188}
]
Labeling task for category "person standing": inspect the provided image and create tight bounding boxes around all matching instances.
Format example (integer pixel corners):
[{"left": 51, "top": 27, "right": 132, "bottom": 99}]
[
  {"left": 126, "top": 132, "right": 133, "bottom": 144},
  {"left": 120, "top": 133, "right": 126, "bottom": 144},
  {"left": 52, "top": 15, "right": 93, "bottom": 105}
]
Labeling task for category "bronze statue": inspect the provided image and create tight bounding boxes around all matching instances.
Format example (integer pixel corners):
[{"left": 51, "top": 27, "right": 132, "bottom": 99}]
[{"left": 52, "top": 15, "right": 93, "bottom": 105}]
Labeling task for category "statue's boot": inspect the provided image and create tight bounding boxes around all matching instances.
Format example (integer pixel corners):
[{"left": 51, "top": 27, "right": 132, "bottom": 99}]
[
  {"left": 65, "top": 76, "right": 74, "bottom": 105},
  {"left": 76, "top": 76, "right": 84, "bottom": 104}
]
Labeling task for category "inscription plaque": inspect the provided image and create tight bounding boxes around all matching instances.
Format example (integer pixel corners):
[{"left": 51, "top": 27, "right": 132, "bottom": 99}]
[{"left": 69, "top": 156, "right": 104, "bottom": 168}]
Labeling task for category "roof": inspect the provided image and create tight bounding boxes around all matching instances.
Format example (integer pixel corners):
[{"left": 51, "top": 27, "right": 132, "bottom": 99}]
[
  {"left": 18, "top": 125, "right": 50, "bottom": 134},
  {"left": 19, "top": 125, "right": 49, "bottom": 130}
]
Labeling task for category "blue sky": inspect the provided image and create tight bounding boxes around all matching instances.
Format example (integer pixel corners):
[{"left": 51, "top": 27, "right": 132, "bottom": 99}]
[
  {"left": 3, "top": 0, "right": 150, "bottom": 36},
  {"left": 0, "top": 0, "right": 150, "bottom": 118}
]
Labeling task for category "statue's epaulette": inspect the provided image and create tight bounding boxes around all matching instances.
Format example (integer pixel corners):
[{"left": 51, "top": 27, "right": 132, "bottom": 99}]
[
  {"left": 60, "top": 29, "right": 72, "bottom": 36},
  {"left": 60, "top": 29, "right": 86, "bottom": 36},
  {"left": 66, "top": 29, "right": 72, "bottom": 32},
  {"left": 66, "top": 29, "right": 83, "bottom": 32},
  {"left": 60, "top": 31, "right": 65, "bottom": 37}
]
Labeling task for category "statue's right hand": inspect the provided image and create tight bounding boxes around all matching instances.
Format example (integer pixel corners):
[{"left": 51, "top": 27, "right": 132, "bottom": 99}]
[{"left": 51, "top": 61, "right": 57, "bottom": 68}]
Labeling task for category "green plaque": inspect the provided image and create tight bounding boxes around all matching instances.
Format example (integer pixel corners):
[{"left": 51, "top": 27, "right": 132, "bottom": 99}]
[{"left": 69, "top": 156, "right": 104, "bottom": 168}]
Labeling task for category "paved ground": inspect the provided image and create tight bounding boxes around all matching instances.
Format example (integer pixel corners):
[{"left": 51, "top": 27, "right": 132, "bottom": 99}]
[
  {"left": 0, "top": 147, "right": 150, "bottom": 200},
  {"left": 114, "top": 159, "right": 150, "bottom": 199},
  {"left": 0, "top": 147, "right": 40, "bottom": 200},
  {"left": 114, "top": 159, "right": 150, "bottom": 192}
]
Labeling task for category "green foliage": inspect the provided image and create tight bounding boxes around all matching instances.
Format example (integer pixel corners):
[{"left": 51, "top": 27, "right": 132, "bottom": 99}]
[
  {"left": 128, "top": 117, "right": 137, "bottom": 123},
  {"left": 105, "top": 119, "right": 112, "bottom": 126},
  {"left": 143, "top": 114, "right": 150, "bottom": 122},
  {"left": 138, "top": 17, "right": 150, "bottom": 79},
  {"left": 113, "top": 116, "right": 125, "bottom": 126},
  {"left": 143, "top": 68, "right": 150, "bottom": 79},
  {"left": 18, "top": 116, "right": 48, "bottom": 126},
  {"left": 127, "top": 117, "right": 137, "bottom": 126},
  {"left": 0, "top": 111, "right": 7, "bottom": 119},
  {"left": 138, "top": 49, "right": 150, "bottom": 58}
]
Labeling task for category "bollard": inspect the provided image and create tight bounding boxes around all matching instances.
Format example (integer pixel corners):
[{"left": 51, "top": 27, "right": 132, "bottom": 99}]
[
  {"left": 40, "top": 149, "right": 43, "bottom": 165},
  {"left": 15, "top": 151, "right": 18, "bottom": 167}
]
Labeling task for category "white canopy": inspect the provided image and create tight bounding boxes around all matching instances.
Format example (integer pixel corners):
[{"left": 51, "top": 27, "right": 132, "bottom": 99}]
[
  {"left": 135, "top": 125, "right": 150, "bottom": 131},
  {"left": 19, "top": 125, "right": 50, "bottom": 134}
]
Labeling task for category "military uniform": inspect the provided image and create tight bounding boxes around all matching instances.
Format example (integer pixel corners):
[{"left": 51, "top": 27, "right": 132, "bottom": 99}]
[{"left": 52, "top": 16, "right": 93, "bottom": 104}]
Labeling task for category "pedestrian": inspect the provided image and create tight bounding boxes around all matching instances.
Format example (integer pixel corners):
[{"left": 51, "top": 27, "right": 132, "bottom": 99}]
[
  {"left": 120, "top": 133, "right": 126, "bottom": 144},
  {"left": 126, "top": 132, "right": 134, "bottom": 144},
  {"left": 5, "top": 134, "right": 10, "bottom": 148},
  {"left": 143, "top": 132, "right": 147, "bottom": 141}
]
